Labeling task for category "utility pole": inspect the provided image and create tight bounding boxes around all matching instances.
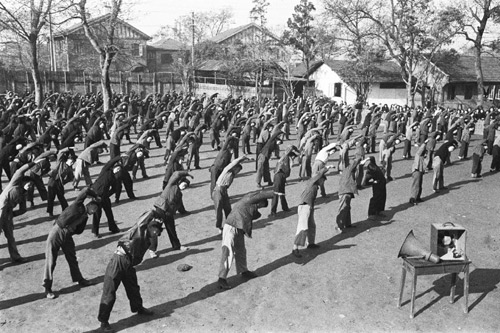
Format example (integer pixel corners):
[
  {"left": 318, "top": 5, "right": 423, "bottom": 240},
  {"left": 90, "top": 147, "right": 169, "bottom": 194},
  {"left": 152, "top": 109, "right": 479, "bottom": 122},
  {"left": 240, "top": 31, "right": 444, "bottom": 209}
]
[{"left": 191, "top": 11, "right": 195, "bottom": 92}]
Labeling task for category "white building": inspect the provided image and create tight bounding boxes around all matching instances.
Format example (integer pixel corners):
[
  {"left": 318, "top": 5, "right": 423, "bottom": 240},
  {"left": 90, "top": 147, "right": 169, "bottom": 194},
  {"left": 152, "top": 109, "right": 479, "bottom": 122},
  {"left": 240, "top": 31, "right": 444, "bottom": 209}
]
[{"left": 302, "top": 60, "right": 422, "bottom": 106}]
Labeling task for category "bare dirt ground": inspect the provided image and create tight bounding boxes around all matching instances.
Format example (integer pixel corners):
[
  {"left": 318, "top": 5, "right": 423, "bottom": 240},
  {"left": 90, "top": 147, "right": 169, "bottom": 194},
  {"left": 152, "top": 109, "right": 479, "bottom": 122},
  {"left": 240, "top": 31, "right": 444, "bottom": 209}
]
[{"left": 1, "top": 125, "right": 499, "bottom": 333}]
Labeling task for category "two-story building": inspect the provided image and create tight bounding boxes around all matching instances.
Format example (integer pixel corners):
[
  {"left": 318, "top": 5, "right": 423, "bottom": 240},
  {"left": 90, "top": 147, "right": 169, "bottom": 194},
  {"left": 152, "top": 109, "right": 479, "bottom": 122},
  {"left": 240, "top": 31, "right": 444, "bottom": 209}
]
[{"left": 53, "top": 14, "right": 151, "bottom": 73}]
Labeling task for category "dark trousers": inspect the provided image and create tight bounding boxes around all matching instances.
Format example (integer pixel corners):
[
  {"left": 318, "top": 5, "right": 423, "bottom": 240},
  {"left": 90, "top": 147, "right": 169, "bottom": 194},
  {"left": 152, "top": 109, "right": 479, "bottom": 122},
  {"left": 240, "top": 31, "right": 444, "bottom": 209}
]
[
  {"left": 115, "top": 170, "right": 135, "bottom": 201},
  {"left": 459, "top": 141, "right": 469, "bottom": 158},
  {"left": 271, "top": 194, "right": 289, "bottom": 214},
  {"left": 149, "top": 208, "right": 181, "bottom": 251},
  {"left": 27, "top": 174, "right": 48, "bottom": 203},
  {"left": 471, "top": 154, "right": 482, "bottom": 175},
  {"left": 491, "top": 145, "right": 500, "bottom": 171},
  {"left": 402, "top": 139, "right": 412, "bottom": 158},
  {"left": 241, "top": 134, "right": 251, "bottom": 154},
  {"left": 92, "top": 196, "right": 117, "bottom": 236},
  {"left": 109, "top": 143, "right": 120, "bottom": 160},
  {"left": 46, "top": 182, "right": 68, "bottom": 215},
  {"left": 98, "top": 254, "right": 143, "bottom": 323},
  {"left": 410, "top": 171, "right": 423, "bottom": 201},
  {"left": 132, "top": 158, "right": 148, "bottom": 178},
  {"left": 43, "top": 225, "right": 83, "bottom": 290}
]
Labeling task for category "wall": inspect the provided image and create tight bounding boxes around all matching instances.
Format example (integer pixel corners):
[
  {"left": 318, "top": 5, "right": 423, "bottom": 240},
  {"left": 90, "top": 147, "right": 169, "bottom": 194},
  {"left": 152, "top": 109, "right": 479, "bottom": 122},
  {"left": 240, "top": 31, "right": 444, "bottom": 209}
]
[
  {"left": 309, "top": 64, "right": 357, "bottom": 104},
  {"left": 368, "top": 84, "right": 423, "bottom": 106}
]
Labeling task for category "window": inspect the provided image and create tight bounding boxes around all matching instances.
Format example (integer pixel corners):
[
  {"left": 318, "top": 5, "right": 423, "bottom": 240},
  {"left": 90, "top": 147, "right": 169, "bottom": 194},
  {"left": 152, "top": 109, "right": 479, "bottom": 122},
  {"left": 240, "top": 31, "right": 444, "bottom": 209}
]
[
  {"left": 73, "top": 40, "right": 84, "bottom": 53},
  {"left": 464, "top": 84, "right": 474, "bottom": 100},
  {"left": 161, "top": 53, "right": 173, "bottom": 64},
  {"left": 447, "top": 85, "right": 456, "bottom": 100},
  {"left": 334, "top": 82, "right": 342, "bottom": 97},
  {"left": 131, "top": 43, "right": 140, "bottom": 56},
  {"left": 380, "top": 82, "right": 406, "bottom": 89}
]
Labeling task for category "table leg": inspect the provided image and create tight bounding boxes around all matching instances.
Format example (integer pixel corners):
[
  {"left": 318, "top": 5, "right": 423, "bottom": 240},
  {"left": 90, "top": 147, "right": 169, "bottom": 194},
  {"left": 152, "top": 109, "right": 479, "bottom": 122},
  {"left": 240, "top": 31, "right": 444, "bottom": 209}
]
[
  {"left": 450, "top": 273, "right": 457, "bottom": 304},
  {"left": 464, "top": 264, "right": 469, "bottom": 313},
  {"left": 398, "top": 267, "right": 406, "bottom": 308},
  {"left": 410, "top": 272, "right": 417, "bottom": 319}
]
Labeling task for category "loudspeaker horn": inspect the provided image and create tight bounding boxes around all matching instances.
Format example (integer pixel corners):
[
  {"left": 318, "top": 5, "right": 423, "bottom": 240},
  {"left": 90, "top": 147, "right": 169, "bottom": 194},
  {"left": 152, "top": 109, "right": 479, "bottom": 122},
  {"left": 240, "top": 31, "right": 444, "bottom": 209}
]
[{"left": 398, "top": 230, "right": 440, "bottom": 263}]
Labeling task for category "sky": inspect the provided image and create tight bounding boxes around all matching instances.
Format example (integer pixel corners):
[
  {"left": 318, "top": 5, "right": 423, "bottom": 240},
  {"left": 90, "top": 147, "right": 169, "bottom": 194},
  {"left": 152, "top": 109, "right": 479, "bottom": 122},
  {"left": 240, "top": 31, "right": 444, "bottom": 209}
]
[{"left": 127, "top": 0, "right": 321, "bottom": 37}]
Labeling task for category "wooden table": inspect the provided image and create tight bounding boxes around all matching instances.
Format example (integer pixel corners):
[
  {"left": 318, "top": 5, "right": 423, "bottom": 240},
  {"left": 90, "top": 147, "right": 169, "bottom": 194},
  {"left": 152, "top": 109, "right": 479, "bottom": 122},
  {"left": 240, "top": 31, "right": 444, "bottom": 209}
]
[{"left": 398, "top": 257, "right": 471, "bottom": 318}]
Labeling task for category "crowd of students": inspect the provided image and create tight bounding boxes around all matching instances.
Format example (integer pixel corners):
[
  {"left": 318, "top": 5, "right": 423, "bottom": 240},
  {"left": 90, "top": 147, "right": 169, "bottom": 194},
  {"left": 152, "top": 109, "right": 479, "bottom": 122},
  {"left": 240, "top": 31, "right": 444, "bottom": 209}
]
[{"left": 0, "top": 90, "right": 498, "bottom": 332}]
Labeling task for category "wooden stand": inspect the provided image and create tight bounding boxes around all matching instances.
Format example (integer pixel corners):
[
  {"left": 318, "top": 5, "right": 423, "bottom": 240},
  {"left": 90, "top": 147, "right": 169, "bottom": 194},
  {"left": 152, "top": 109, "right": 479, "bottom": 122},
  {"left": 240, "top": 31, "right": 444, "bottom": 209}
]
[{"left": 398, "top": 257, "right": 471, "bottom": 318}]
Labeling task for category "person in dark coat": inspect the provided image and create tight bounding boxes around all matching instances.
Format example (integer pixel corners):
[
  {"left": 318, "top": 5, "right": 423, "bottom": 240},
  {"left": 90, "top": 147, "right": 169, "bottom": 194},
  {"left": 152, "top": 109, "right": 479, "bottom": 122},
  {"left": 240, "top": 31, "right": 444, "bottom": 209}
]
[
  {"left": 90, "top": 157, "right": 122, "bottom": 237},
  {"left": 148, "top": 171, "right": 192, "bottom": 258},
  {"left": 0, "top": 163, "right": 33, "bottom": 263},
  {"left": 361, "top": 156, "right": 387, "bottom": 219},
  {"left": 431, "top": 140, "right": 458, "bottom": 192},
  {"left": 270, "top": 145, "right": 299, "bottom": 216},
  {"left": 217, "top": 191, "right": 274, "bottom": 290},
  {"left": 409, "top": 143, "right": 427, "bottom": 205},
  {"left": 43, "top": 187, "right": 100, "bottom": 299},
  {"left": 336, "top": 158, "right": 362, "bottom": 232},
  {"left": 471, "top": 140, "right": 488, "bottom": 178},
  {"left": 97, "top": 213, "right": 162, "bottom": 332},
  {"left": 46, "top": 148, "right": 76, "bottom": 216}
]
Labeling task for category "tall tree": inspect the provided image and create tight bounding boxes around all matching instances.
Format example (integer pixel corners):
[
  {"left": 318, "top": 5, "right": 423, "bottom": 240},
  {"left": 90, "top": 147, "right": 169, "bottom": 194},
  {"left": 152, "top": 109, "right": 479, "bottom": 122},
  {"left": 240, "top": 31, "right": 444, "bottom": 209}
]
[
  {"left": 352, "top": 0, "right": 463, "bottom": 107},
  {"left": 250, "top": 0, "right": 269, "bottom": 26},
  {"left": 283, "top": 0, "right": 317, "bottom": 96},
  {"left": 324, "top": 0, "right": 381, "bottom": 105},
  {"left": 75, "top": 0, "right": 122, "bottom": 112},
  {"left": 459, "top": 0, "right": 500, "bottom": 106},
  {"left": 0, "top": 0, "right": 55, "bottom": 106}
]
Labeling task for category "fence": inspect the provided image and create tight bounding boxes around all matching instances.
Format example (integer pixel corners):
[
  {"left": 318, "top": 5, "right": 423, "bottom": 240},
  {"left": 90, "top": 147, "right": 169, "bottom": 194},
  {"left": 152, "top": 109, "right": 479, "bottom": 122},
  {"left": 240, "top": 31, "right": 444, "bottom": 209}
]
[{"left": 0, "top": 69, "right": 284, "bottom": 99}]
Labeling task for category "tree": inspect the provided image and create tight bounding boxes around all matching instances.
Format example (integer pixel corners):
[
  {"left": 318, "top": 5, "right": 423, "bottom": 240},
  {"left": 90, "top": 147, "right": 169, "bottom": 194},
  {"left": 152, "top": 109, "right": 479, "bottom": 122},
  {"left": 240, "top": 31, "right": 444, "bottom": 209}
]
[
  {"left": 459, "top": 0, "right": 500, "bottom": 106},
  {"left": 283, "top": 0, "right": 317, "bottom": 97},
  {"left": 75, "top": 0, "right": 123, "bottom": 112},
  {"left": 0, "top": 0, "right": 56, "bottom": 106},
  {"left": 153, "top": 9, "right": 233, "bottom": 45},
  {"left": 324, "top": 0, "right": 381, "bottom": 105},
  {"left": 250, "top": 0, "right": 269, "bottom": 26},
  {"left": 352, "top": 0, "right": 463, "bottom": 107}
]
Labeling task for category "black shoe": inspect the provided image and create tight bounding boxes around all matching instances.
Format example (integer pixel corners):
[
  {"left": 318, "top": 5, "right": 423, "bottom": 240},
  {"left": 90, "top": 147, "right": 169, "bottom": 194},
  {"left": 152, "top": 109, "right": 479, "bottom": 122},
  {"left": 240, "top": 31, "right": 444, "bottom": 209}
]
[
  {"left": 109, "top": 226, "right": 121, "bottom": 234},
  {"left": 291, "top": 249, "right": 302, "bottom": 258},
  {"left": 143, "top": 175, "right": 150, "bottom": 179},
  {"left": 78, "top": 279, "right": 93, "bottom": 287},
  {"left": 268, "top": 212, "right": 276, "bottom": 217},
  {"left": 241, "top": 270, "right": 258, "bottom": 279},
  {"left": 12, "top": 257, "right": 27, "bottom": 264},
  {"left": 195, "top": 166, "right": 201, "bottom": 170},
  {"left": 93, "top": 233, "right": 101, "bottom": 239},
  {"left": 307, "top": 244, "right": 320, "bottom": 249},
  {"left": 283, "top": 208, "right": 291, "bottom": 212},
  {"left": 409, "top": 198, "right": 417, "bottom": 205},
  {"left": 416, "top": 198, "right": 424, "bottom": 203},
  {"left": 99, "top": 322, "right": 114, "bottom": 332},
  {"left": 218, "top": 278, "right": 231, "bottom": 290},
  {"left": 137, "top": 307, "right": 154, "bottom": 316}
]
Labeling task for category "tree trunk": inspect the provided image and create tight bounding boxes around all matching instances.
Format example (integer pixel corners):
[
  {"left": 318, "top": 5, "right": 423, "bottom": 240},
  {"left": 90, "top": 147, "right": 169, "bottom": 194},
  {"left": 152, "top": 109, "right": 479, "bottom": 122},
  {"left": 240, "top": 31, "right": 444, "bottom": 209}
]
[
  {"left": 29, "top": 38, "right": 43, "bottom": 107},
  {"left": 100, "top": 53, "right": 113, "bottom": 112},
  {"left": 305, "top": 57, "right": 310, "bottom": 98},
  {"left": 474, "top": 47, "right": 484, "bottom": 106}
]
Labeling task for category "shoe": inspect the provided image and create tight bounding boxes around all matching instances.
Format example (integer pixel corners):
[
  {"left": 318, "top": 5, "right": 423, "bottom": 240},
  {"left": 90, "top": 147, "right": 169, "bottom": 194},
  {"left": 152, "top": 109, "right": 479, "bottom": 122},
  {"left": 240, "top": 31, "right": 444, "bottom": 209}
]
[
  {"left": 334, "top": 227, "right": 343, "bottom": 234},
  {"left": 283, "top": 208, "right": 291, "bottom": 212},
  {"left": 416, "top": 198, "right": 424, "bottom": 203},
  {"left": 218, "top": 278, "right": 231, "bottom": 290},
  {"left": 48, "top": 212, "right": 54, "bottom": 217},
  {"left": 114, "top": 199, "right": 120, "bottom": 204},
  {"left": 30, "top": 201, "right": 34, "bottom": 208},
  {"left": 267, "top": 181, "right": 274, "bottom": 186},
  {"left": 173, "top": 246, "right": 189, "bottom": 251},
  {"left": 93, "top": 233, "right": 101, "bottom": 239},
  {"left": 268, "top": 212, "right": 276, "bottom": 217},
  {"left": 129, "top": 196, "right": 137, "bottom": 200},
  {"left": 409, "top": 198, "right": 417, "bottom": 205},
  {"left": 195, "top": 166, "right": 201, "bottom": 170},
  {"left": 12, "top": 257, "right": 27, "bottom": 264},
  {"left": 387, "top": 177, "right": 393, "bottom": 182},
  {"left": 78, "top": 279, "right": 93, "bottom": 287},
  {"left": 307, "top": 244, "right": 320, "bottom": 249},
  {"left": 109, "top": 226, "right": 121, "bottom": 234},
  {"left": 345, "top": 225, "right": 357, "bottom": 229},
  {"left": 137, "top": 307, "right": 154, "bottom": 316},
  {"left": 132, "top": 176, "right": 137, "bottom": 181},
  {"left": 45, "top": 289, "right": 56, "bottom": 299},
  {"left": 149, "top": 250, "right": 159, "bottom": 259},
  {"left": 99, "top": 322, "right": 114, "bottom": 332},
  {"left": 241, "top": 270, "right": 258, "bottom": 279},
  {"left": 291, "top": 249, "right": 302, "bottom": 258},
  {"left": 143, "top": 175, "right": 150, "bottom": 179}
]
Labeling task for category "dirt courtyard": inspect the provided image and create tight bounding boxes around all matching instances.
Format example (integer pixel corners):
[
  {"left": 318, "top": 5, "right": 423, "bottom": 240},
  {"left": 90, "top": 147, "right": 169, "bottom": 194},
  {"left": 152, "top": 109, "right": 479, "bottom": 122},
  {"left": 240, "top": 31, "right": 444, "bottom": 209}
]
[{"left": 0, "top": 126, "right": 499, "bottom": 333}]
